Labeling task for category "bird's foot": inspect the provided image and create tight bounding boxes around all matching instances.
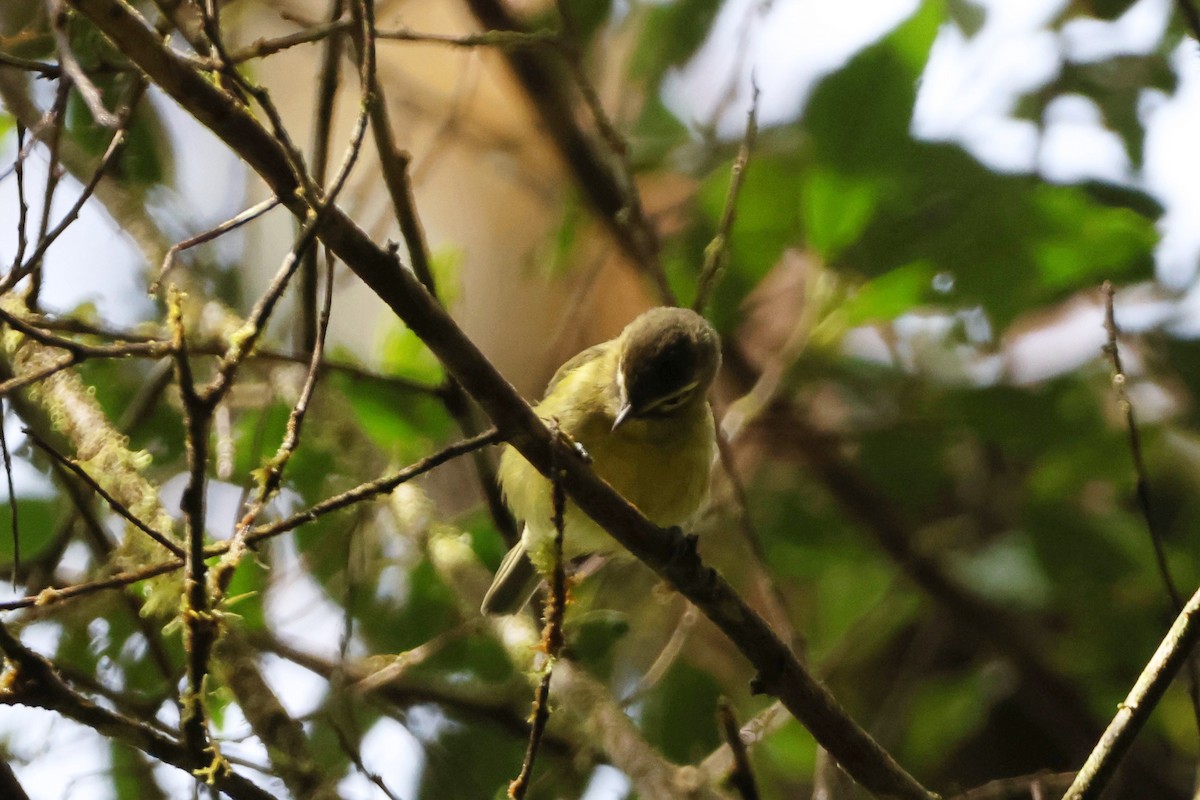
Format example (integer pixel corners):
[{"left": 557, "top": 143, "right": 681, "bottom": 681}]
[
  {"left": 665, "top": 526, "right": 701, "bottom": 568},
  {"left": 548, "top": 418, "right": 591, "bottom": 463}
]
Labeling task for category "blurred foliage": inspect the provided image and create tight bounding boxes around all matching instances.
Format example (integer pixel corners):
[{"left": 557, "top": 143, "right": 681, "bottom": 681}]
[{"left": 3, "top": 0, "right": 1200, "bottom": 799}]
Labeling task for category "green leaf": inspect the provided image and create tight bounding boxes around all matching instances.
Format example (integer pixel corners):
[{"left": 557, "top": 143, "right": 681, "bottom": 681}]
[
  {"left": 337, "top": 374, "right": 452, "bottom": 462},
  {"left": 903, "top": 670, "right": 992, "bottom": 769},
  {"left": 222, "top": 556, "right": 267, "bottom": 630},
  {"left": 629, "top": 94, "right": 690, "bottom": 168},
  {"left": 0, "top": 499, "right": 64, "bottom": 566},
  {"left": 804, "top": 0, "right": 942, "bottom": 173},
  {"left": 380, "top": 323, "right": 445, "bottom": 386},
  {"left": 1030, "top": 185, "right": 1156, "bottom": 289},
  {"left": 429, "top": 246, "right": 464, "bottom": 306},
  {"left": 801, "top": 167, "right": 881, "bottom": 258},
  {"left": 566, "top": 609, "right": 629, "bottom": 681},
  {"left": 357, "top": 559, "right": 457, "bottom": 655},
  {"left": 1078, "top": 0, "right": 1143, "bottom": 19},
  {"left": 695, "top": 148, "right": 804, "bottom": 304},
  {"left": 629, "top": 0, "right": 723, "bottom": 81},
  {"left": 566, "top": 0, "right": 614, "bottom": 44},
  {"left": 841, "top": 261, "right": 935, "bottom": 325},
  {"left": 641, "top": 661, "right": 721, "bottom": 762},
  {"left": 66, "top": 76, "right": 168, "bottom": 187}
]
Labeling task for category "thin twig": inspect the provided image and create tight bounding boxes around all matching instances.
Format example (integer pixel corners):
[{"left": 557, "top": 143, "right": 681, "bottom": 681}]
[
  {"left": 10, "top": 312, "right": 439, "bottom": 394},
  {"left": 210, "top": 194, "right": 333, "bottom": 601},
  {"left": 0, "top": 305, "right": 171, "bottom": 359},
  {"left": 344, "top": 1, "right": 517, "bottom": 544},
  {"left": 209, "top": 0, "right": 373, "bottom": 602},
  {"left": 718, "top": 699, "right": 761, "bottom": 800},
  {"left": 12, "top": 123, "right": 29, "bottom": 272},
  {"left": 169, "top": 289, "right": 221, "bottom": 774},
  {"left": 508, "top": 425, "right": 570, "bottom": 799},
  {"left": 0, "top": 621, "right": 274, "bottom": 800},
  {"left": 376, "top": 26, "right": 559, "bottom": 48},
  {"left": 1062, "top": 585, "right": 1200, "bottom": 799},
  {"left": 694, "top": 78, "right": 759, "bottom": 314},
  {"left": 0, "top": 429, "right": 502, "bottom": 612},
  {"left": 714, "top": 427, "right": 799, "bottom": 651},
  {"left": 230, "top": 19, "right": 349, "bottom": 63},
  {"left": 21, "top": 426, "right": 182, "bottom": 556},
  {"left": 0, "top": 558, "right": 181, "bottom": 611},
  {"left": 466, "top": 0, "right": 675, "bottom": 302},
  {"left": 552, "top": 0, "right": 673, "bottom": 305},
  {"left": 191, "top": 0, "right": 381, "bottom": 403},
  {"left": 247, "top": 15, "right": 559, "bottom": 59},
  {"left": 0, "top": 112, "right": 57, "bottom": 187},
  {"left": 47, "top": 0, "right": 118, "bottom": 127},
  {"left": 64, "top": 4, "right": 938, "bottom": 793},
  {"left": 330, "top": 720, "right": 405, "bottom": 800},
  {"left": 24, "top": 78, "right": 70, "bottom": 303},
  {"left": 699, "top": 701, "right": 786, "bottom": 787},
  {"left": 4, "top": 80, "right": 145, "bottom": 295},
  {"left": 621, "top": 602, "right": 698, "bottom": 705},
  {"left": 1100, "top": 280, "right": 1200, "bottom": 739},
  {"left": 202, "top": 8, "right": 319, "bottom": 207},
  {"left": 152, "top": 197, "right": 281, "bottom": 293},
  {"left": 0, "top": 399, "right": 18, "bottom": 584},
  {"left": 0, "top": 51, "right": 61, "bottom": 77},
  {"left": 947, "top": 770, "right": 1075, "bottom": 800},
  {"left": 300, "top": 0, "right": 346, "bottom": 352},
  {"left": 351, "top": 622, "right": 478, "bottom": 694},
  {"left": 0, "top": 355, "right": 76, "bottom": 397}
]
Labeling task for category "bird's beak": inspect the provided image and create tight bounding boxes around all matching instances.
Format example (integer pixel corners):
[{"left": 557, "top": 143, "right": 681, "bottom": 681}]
[{"left": 612, "top": 402, "right": 634, "bottom": 431}]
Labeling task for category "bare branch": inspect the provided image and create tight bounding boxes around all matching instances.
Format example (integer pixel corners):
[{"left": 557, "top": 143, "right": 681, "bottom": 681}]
[
  {"left": 0, "top": 429, "right": 502, "bottom": 612},
  {"left": 718, "top": 699, "right": 761, "bottom": 800},
  {"left": 694, "top": 78, "right": 759, "bottom": 313},
  {"left": 0, "top": 399, "right": 17, "bottom": 583},
  {"left": 214, "top": 633, "right": 340, "bottom": 800},
  {"left": 465, "top": 0, "right": 675, "bottom": 303},
  {"left": 1101, "top": 280, "right": 1200, "bottom": 739},
  {"left": 62, "top": 4, "right": 936, "bottom": 794},
  {"left": 4, "top": 79, "right": 146, "bottom": 295},
  {"left": 153, "top": 197, "right": 281, "bottom": 293},
  {"left": 1064, "top": 586, "right": 1200, "bottom": 798},
  {"left": 0, "top": 621, "right": 274, "bottom": 800},
  {"left": 47, "top": 0, "right": 118, "bottom": 127},
  {"left": 947, "top": 771, "right": 1075, "bottom": 800},
  {"left": 509, "top": 426, "right": 570, "bottom": 799},
  {"left": 22, "top": 427, "right": 182, "bottom": 557}
]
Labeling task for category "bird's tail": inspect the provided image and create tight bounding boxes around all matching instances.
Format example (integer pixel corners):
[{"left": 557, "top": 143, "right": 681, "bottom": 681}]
[{"left": 480, "top": 541, "right": 540, "bottom": 615}]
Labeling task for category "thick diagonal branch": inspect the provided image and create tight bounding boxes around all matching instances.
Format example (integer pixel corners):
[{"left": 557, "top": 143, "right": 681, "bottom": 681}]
[{"left": 65, "top": 2, "right": 934, "bottom": 796}]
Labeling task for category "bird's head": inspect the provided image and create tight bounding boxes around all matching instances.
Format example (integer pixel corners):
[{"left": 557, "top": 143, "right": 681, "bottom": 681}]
[{"left": 612, "top": 308, "right": 721, "bottom": 430}]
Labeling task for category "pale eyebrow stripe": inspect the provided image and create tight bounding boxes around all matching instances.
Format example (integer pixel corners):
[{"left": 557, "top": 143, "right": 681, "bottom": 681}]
[{"left": 642, "top": 380, "right": 700, "bottom": 412}]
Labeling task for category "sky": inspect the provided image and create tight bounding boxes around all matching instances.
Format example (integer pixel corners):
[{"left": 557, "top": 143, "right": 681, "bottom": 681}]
[{"left": 3, "top": 0, "right": 1200, "bottom": 797}]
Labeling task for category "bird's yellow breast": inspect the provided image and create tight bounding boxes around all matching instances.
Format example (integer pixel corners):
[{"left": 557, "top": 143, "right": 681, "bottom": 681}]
[{"left": 497, "top": 346, "right": 715, "bottom": 572}]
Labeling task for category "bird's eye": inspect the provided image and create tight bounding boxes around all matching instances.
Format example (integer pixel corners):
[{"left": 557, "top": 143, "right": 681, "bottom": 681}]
[{"left": 649, "top": 389, "right": 692, "bottom": 414}]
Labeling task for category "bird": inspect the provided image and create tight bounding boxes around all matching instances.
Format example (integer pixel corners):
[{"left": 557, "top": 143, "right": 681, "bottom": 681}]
[{"left": 481, "top": 306, "right": 721, "bottom": 615}]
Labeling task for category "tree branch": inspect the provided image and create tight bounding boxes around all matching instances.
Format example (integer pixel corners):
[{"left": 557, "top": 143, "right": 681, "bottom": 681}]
[
  {"left": 64, "top": 2, "right": 935, "bottom": 795},
  {"left": 1063, "top": 585, "right": 1200, "bottom": 799},
  {"left": 0, "top": 621, "right": 274, "bottom": 800}
]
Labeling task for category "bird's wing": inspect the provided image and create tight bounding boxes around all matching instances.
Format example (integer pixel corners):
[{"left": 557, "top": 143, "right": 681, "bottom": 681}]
[
  {"left": 480, "top": 537, "right": 540, "bottom": 615},
  {"left": 541, "top": 340, "right": 614, "bottom": 399}
]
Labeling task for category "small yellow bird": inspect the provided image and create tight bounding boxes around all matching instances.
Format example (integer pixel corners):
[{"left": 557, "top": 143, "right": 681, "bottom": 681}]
[{"left": 481, "top": 307, "right": 721, "bottom": 615}]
